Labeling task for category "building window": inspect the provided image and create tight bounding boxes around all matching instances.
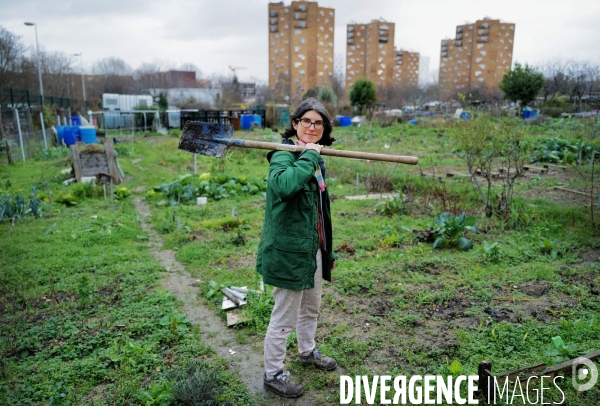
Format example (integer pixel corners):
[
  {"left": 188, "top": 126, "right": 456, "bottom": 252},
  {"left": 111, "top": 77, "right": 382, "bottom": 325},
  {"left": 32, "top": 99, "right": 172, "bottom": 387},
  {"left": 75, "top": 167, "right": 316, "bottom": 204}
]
[
  {"left": 456, "top": 27, "right": 463, "bottom": 33},
  {"left": 347, "top": 26, "right": 354, "bottom": 32},
  {"left": 294, "top": 13, "right": 306, "bottom": 20},
  {"left": 478, "top": 37, "right": 488, "bottom": 43},
  {"left": 270, "top": 27, "right": 278, "bottom": 33},
  {"left": 455, "top": 41, "right": 462, "bottom": 46},
  {"left": 380, "top": 24, "right": 389, "bottom": 30},
  {"left": 296, "top": 5, "right": 306, "bottom": 11},
  {"left": 347, "top": 39, "right": 355, "bottom": 45},
  {"left": 270, "top": 11, "right": 278, "bottom": 17},
  {"left": 347, "top": 32, "right": 354, "bottom": 38},
  {"left": 295, "top": 21, "right": 307, "bottom": 28},
  {"left": 379, "top": 38, "right": 388, "bottom": 43},
  {"left": 480, "top": 22, "right": 489, "bottom": 29},
  {"left": 270, "top": 18, "right": 278, "bottom": 25},
  {"left": 456, "top": 34, "right": 463, "bottom": 39}
]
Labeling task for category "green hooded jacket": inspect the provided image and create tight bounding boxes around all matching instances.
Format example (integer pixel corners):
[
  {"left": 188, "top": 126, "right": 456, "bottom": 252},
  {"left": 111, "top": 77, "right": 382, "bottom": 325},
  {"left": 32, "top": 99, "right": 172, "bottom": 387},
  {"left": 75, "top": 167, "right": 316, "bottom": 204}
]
[{"left": 256, "top": 148, "right": 336, "bottom": 290}]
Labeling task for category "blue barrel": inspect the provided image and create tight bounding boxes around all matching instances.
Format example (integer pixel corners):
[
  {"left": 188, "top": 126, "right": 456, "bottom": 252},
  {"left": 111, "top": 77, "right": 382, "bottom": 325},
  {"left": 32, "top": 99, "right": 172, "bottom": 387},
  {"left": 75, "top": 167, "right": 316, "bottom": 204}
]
[
  {"left": 339, "top": 116, "right": 352, "bottom": 127},
  {"left": 80, "top": 126, "right": 97, "bottom": 144},
  {"left": 56, "top": 126, "right": 65, "bottom": 145},
  {"left": 70, "top": 116, "right": 81, "bottom": 126},
  {"left": 63, "top": 127, "right": 75, "bottom": 146},
  {"left": 409, "top": 119, "right": 418, "bottom": 125},
  {"left": 522, "top": 110, "right": 530, "bottom": 119},
  {"left": 71, "top": 125, "right": 81, "bottom": 141},
  {"left": 252, "top": 114, "right": 262, "bottom": 128},
  {"left": 241, "top": 115, "right": 253, "bottom": 130}
]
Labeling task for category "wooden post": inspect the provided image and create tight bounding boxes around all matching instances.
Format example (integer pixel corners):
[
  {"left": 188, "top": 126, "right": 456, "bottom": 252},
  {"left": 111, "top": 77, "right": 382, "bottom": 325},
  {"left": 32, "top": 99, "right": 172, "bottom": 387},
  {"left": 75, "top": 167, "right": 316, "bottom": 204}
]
[
  {"left": 70, "top": 144, "right": 83, "bottom": 182},
  {"left": 104, "top": 137, "right": 120, "bottom": 185},
  {"left": 478, "top": 360, "right": 492, "bottom": 404}
]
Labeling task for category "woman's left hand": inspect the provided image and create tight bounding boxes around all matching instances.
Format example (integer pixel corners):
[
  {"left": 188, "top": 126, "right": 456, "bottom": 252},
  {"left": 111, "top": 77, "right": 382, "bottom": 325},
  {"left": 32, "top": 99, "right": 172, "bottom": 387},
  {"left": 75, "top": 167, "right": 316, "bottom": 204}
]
[{"left": 331, "top": 260, "right": 335, "bottom": 271}]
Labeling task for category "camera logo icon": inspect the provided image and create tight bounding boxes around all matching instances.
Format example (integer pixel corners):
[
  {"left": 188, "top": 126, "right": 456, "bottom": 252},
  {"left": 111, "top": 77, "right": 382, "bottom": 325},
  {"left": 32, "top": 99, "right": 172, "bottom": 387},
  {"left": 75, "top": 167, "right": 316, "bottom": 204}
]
[{"left": 572, "top": 357, "right": 598, "bottom": 392}]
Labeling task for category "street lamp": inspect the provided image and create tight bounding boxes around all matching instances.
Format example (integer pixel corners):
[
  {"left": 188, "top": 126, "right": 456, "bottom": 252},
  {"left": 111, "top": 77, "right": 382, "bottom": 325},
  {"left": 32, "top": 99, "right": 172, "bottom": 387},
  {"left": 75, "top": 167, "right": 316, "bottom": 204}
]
[
  {"left": 73, "top": 53, "right": 87, "bottom": 108},
  {"left": 24, "top": 22, "right": 44, "bottom": 106}
]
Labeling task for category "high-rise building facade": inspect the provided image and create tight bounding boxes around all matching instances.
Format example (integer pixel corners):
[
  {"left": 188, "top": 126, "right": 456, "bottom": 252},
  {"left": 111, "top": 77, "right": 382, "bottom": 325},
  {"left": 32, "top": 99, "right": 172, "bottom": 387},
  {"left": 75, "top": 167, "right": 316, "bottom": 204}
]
[
  {"left": 393, "top": 50, "right": 420, "bottom": 87},
  {"left": 345, "top": 20, "right": 419, "bottom": 90},
  {"left": 268, "top": 1, "right": 335, "bottom": 102},
  {"left": 439, "top": 18, "right": 515, "bottom": 98},
  {"left": 345, "top": 20, "right": 395, "bottom": 89}
]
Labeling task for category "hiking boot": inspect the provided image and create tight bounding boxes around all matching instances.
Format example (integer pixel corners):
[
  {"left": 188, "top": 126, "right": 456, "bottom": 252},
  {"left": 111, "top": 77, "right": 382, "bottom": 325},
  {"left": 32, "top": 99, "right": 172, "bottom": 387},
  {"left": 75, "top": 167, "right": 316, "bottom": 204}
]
[
  {"left": 298, "top": 349, "right": 337, "bottom": 371},
  {"left": 263, "top": 370, "right": 304, "bottom": 398}
]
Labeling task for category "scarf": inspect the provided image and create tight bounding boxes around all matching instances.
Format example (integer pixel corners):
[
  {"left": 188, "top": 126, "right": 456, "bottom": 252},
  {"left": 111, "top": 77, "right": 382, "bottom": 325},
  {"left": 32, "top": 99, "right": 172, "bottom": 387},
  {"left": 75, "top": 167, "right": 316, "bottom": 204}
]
[{"left": 296, "top": 140, "right": 326, "bottom": 192}]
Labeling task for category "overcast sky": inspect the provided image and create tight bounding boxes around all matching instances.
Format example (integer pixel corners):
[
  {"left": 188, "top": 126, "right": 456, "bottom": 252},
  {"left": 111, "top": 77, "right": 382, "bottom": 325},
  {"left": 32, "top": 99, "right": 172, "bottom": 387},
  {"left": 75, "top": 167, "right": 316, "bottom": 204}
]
[{"left": 2, "top": 0, "right": 599, "bottom": 84}]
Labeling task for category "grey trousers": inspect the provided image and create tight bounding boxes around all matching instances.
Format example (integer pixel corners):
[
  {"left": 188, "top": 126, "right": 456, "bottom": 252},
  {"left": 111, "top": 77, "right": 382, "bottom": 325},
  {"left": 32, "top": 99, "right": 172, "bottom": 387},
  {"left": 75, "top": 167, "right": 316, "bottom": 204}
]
[{"left": 264, "top": 249, "right": 323, "bottom": 376}]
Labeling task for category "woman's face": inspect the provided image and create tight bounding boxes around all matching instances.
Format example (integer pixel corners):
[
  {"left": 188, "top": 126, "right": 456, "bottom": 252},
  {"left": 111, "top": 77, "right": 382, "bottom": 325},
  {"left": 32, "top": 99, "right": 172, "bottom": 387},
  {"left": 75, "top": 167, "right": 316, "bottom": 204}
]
[{"left": 293, "top": 110, "right": 324, "bottom": 145}]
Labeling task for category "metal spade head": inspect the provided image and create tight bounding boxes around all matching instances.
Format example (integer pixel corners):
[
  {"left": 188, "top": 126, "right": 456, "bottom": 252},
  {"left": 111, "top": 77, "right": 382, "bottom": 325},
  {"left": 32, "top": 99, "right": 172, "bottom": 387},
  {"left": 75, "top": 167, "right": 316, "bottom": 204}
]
[{"left": 178, "top": 121, "right": 234, "bottom": 158}]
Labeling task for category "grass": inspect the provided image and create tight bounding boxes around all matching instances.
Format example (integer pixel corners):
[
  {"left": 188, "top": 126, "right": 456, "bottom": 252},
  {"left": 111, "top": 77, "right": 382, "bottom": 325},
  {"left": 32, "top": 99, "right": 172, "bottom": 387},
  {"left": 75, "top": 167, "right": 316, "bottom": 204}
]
[
  {"left": 0, "top": 161, "right": 253, "bottom": 404},
  {"left": 1, "top": 118, "right": 600, "bottom": 405}
]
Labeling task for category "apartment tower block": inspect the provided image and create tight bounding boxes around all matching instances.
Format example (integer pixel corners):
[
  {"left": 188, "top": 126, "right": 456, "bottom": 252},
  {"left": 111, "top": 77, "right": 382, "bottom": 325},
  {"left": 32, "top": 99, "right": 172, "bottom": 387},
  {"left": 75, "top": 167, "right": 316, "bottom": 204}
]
[
  {"left": 438, "top": 18, "right": 515, "bottom": 98},
  {"left": 268, "top": 1, "right": 335, "bottom": 102},
  {"left": 346, "top": 20, "right": 419, "bottom": 90}
]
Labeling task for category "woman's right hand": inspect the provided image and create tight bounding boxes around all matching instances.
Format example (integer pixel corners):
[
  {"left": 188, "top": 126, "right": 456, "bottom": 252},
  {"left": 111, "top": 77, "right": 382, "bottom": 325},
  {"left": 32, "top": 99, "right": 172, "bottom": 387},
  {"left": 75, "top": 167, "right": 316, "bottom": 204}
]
[{"left": 305, "top": 143, "right": 323, "bottom": 153}]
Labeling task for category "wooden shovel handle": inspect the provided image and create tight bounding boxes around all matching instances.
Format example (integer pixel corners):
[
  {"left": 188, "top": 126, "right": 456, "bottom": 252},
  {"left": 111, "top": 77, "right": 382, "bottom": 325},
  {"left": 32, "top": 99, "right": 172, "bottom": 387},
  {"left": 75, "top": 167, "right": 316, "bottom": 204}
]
[{"left": 236, "top": 139, "right": 418, "bottom": 164}]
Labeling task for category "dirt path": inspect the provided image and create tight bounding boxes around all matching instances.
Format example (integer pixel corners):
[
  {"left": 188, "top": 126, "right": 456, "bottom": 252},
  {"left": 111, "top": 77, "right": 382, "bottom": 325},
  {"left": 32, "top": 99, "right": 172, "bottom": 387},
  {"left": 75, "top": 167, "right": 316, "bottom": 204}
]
[{"left": 134, "top": 197, "right": 323, "bottom": 405}]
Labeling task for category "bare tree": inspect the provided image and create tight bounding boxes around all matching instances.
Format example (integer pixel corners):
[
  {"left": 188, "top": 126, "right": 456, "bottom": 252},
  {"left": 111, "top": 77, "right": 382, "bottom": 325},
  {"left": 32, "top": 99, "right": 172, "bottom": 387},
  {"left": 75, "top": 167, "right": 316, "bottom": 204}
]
[
  {"left": 134, "top": 60, "right": 176, "bottom": 93},
  {"left": 377, "top": 84, "right": 403, "bottom": 109},
  {"left": 567, "top": 59, "right": 589, "bottom": 111},
  {"left": 92, "top": 57, "right": 132, "bottom": 76},
  {"left": 538, "top": 58, "right": 570, "bottom": 103},
  {"left": 0, "top": 27, "right": 26, "bottom": 90},
  {"left": 331, "top": 69, "right": 346, "bottom": 107},
  {"left": 399, "top": 84, "right": 424, "bottom": 107},
  {"left": 37, "top": 51, "right": 74, "bottom": 99}
]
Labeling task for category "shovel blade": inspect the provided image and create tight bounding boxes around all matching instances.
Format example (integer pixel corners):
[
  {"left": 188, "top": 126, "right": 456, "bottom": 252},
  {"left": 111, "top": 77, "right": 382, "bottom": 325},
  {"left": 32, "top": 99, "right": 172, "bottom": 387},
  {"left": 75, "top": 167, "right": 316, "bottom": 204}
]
[{"left": 178, "top": 121, "right": 233, "bottom": 158}]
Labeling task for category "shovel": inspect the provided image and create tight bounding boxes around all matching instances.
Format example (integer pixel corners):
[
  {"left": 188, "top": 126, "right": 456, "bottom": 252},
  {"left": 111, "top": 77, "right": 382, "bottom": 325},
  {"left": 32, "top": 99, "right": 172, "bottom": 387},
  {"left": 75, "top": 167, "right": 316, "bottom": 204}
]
[{"left": 178, "top": 122, "right": 418, "bottom": 164}]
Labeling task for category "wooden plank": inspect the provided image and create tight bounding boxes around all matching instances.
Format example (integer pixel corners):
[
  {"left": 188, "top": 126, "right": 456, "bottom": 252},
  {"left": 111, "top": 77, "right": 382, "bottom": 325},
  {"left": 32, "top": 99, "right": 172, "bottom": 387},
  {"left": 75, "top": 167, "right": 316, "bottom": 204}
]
[
  {"left": 543, "top": 163, "right": 567, "bottom": 170},
  {"left": 104, "top": 138, "right": 120, "bottom": 185},
  {"left": 496, "top": 363, "right": 547, "bottom": 384},
  {"left": 553, "top": 186, "right": 591, "bottom": 197},
  {"left": 70, "top": 144, "right": 82, "bottom": 182},
  {"left": 541, "top": 349, "right": 600, "bottom": 377}
]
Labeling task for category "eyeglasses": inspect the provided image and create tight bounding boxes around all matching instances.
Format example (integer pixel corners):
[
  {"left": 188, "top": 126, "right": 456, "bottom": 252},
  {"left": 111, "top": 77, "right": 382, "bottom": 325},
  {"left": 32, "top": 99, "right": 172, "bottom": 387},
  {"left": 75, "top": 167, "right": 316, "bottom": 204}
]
[{"left": 297, "top": 118, "right": 324, "bottom": 130}]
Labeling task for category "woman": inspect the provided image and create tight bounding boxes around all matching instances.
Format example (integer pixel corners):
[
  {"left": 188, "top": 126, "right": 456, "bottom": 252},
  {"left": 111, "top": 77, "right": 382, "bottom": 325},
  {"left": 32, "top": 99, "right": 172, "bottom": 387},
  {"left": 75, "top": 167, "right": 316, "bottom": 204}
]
[{"left": 256, "top": 98, "right": 337, "bottom": 398}]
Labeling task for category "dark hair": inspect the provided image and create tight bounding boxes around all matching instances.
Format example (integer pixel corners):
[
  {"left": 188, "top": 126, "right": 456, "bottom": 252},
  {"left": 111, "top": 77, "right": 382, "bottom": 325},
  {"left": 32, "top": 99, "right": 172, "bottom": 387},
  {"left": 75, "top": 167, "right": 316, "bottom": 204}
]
[{"left": 281, "top": 98, "right": 336, "bottom": 146}]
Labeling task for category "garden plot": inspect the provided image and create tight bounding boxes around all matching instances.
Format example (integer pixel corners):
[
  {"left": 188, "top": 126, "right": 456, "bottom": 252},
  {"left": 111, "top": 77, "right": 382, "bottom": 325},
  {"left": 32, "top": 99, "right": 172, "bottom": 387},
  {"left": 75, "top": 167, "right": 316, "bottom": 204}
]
[{"left": 1, "top": 117, "right": 599, "bottom": 405}]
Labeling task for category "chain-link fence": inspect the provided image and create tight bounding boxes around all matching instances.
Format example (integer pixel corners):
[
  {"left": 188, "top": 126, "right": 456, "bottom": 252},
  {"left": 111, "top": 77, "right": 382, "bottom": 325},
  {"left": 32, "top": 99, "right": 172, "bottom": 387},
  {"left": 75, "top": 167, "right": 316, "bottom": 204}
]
[{"left": 0, "top": 107, "right": 54, "bottom": 162}]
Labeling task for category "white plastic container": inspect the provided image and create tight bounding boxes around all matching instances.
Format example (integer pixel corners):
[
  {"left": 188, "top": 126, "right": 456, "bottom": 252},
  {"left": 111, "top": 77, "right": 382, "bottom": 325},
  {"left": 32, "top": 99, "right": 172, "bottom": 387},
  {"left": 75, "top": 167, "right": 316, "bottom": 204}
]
[{"left": 197, "top": 197, "right": 207, "bottom": 205}]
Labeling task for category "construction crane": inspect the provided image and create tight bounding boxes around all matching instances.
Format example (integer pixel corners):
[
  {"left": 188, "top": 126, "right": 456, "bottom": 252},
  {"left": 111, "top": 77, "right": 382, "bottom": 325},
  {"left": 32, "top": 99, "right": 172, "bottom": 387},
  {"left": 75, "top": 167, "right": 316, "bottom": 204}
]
[{"left": 229, "top": 66, "right": 247, "bottom": 79}]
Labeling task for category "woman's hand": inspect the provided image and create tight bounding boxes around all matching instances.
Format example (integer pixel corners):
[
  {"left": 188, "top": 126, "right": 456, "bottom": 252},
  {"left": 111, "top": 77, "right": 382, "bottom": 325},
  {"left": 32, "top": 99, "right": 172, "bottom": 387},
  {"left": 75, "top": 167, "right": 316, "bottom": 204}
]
[
  {"left": 331, "top": 260, "right": 335, "bottom": 271},
  {"left": 305, "top": 143, "right": 323, "bottom": 153}
]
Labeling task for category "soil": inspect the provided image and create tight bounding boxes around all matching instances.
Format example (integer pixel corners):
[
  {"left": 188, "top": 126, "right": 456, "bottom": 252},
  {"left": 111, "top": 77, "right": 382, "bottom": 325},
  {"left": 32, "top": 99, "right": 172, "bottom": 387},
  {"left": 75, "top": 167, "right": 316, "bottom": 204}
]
[{"left": 134, "top": 197, "right": 331, "bottom": 405}]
